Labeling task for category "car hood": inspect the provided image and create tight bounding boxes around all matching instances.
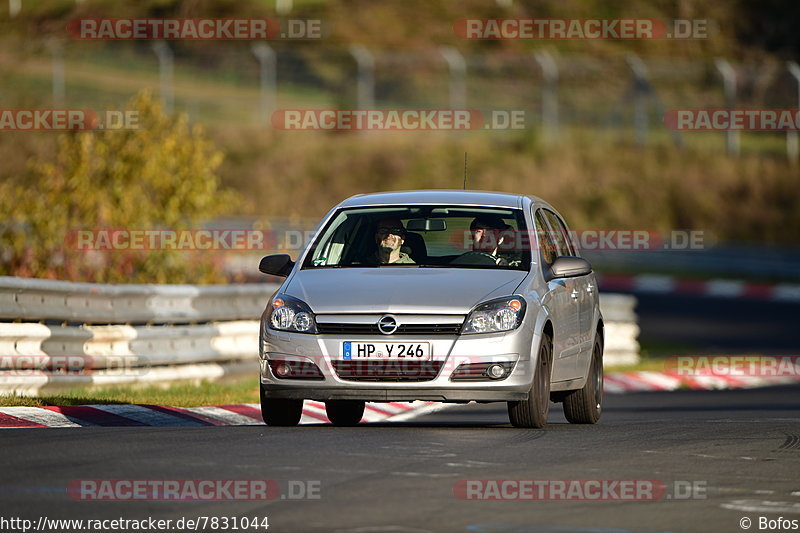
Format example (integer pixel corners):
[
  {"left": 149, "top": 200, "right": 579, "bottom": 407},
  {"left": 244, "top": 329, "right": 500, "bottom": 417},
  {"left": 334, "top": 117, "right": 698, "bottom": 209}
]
[{"left": 284, "top": 268, "right": 528, "bottom": 315}]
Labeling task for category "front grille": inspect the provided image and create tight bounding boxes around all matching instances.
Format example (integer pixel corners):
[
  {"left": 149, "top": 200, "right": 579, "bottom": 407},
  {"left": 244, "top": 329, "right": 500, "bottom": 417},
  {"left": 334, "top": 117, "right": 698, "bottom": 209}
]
[
  {"left": 317, "top": 323, "right": 461, "bottom": 335},
  {"left": 332, "top": 360, "right": 443, "bottom": 381}
]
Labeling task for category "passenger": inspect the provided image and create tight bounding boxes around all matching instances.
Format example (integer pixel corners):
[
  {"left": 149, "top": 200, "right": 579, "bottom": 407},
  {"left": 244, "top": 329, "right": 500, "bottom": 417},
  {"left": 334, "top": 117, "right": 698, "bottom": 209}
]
[{"left": 371, "top": 217, "right": 415, "bottom": 264}]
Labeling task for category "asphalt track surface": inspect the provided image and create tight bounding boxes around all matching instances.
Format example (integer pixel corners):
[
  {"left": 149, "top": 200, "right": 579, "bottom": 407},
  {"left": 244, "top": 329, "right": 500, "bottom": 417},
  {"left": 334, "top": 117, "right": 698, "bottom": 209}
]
[
  {"left": 1, "top": 293, "right": 797, "bottom": 533},
  {"left": 1, "top": 384, "right": 799, "bottom": 533}
]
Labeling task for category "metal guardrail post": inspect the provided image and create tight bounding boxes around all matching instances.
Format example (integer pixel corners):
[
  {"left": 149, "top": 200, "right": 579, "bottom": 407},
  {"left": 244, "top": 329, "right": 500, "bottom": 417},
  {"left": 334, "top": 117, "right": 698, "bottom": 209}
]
[
  {"left": 534, "top": 50, "right": 559, "bottom": 145},
  {"left": 151, "top": 41, "right": 174, "bottom": 114},
  {"left": 349, "top": 45, "right": 375, "bottom": 110},
  {"left": 440, "top": 47, "right": 467, "bottom": 110},
  {"left": 626, "top": 54, "right": 649, "bottom": 147},
  {"left": 714, "top": 58, "right": 739, "bottom": 156},
  {"left": 786, "top": 61, "right": 800, "bottom": 164},
  {"left": 47, "top": 39, "right": 65, "bottom": 107},
  {"left": 251, "top": 43, "right": 277, "bottom": 125}
]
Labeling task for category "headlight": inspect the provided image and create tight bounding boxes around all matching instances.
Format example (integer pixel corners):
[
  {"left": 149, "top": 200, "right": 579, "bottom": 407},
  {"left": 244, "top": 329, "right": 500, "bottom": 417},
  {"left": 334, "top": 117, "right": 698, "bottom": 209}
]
[
  {"left": 461, "top": 296, "right": 526, "bottom": 335},
  {"left": 267, "top": 295, "right": 317, "bottom": 334}
]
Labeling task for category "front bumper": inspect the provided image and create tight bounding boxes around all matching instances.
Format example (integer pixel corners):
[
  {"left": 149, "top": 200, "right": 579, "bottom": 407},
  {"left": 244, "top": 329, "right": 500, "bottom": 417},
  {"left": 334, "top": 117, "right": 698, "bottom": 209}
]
[{"left": 260, "top": 325, "right": 539, "bottom": 403}]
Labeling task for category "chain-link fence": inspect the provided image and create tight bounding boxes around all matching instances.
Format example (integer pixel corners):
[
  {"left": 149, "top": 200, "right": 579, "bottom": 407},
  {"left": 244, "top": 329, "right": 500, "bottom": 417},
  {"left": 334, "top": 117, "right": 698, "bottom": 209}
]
[{"left": 7, "top": 40, "right": 800, "bottom": 156}]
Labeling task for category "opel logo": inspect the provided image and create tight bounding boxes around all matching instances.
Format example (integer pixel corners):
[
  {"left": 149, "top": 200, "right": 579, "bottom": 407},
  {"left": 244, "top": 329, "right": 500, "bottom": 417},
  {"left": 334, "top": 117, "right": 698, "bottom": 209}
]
[{"left": 377, "top": 315, "right": 398, "bottom": 335}]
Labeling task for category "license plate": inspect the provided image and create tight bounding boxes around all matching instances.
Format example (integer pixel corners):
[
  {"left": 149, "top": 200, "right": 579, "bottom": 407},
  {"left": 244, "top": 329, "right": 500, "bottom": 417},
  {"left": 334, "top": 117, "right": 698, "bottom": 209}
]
[{"left": 341, "top": 342, "right": 431, "bottom": 361}]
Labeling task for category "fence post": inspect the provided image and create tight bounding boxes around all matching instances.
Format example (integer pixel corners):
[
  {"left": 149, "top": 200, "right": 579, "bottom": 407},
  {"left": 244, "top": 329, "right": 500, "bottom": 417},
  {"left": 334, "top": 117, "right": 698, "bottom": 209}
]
[
  {"left": 349, "top": 45, "right": 375, "bottom": 110},
  {"left": 626, "top": 54, "right": 649, "bottom": 147},
  {"left": 275, "top": 0, "right": 292, "bottom": 15},
  {"left": 786, "top": 61, "right": 800, "bottom": 164},
  {"left": 251, "top": 43, "right": 277, "bottom": 125},
  {"left": 534, "top": 50, "right": 559, "bottom": 145},
  {"left": 47, "top": 39, "right": 65, "bottom": 107},
  {"left": 440, "top": 46, "right": 467, "bottom": 110},
  {"left": 151, "top": 41, "right": 174, "bottom": 114},
  {"left": 714, "top": 58, "right": 739, "bottom": 156}
]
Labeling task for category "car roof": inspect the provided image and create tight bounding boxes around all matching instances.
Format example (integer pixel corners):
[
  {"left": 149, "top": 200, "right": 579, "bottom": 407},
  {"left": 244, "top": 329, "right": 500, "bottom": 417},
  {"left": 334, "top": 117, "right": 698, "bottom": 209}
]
[{"left": 337, "top": 190, "right": 555, "bottom": 211}]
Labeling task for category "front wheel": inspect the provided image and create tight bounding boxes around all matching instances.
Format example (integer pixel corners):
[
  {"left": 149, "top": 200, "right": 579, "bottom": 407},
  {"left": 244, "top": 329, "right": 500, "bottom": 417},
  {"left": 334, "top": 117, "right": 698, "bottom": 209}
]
[
  {"left": 260, "top": 384, "right": 303, "bottom": 426},
  {"left": 508, "top": 335, "right": 552, "bottom": 428},
  {"left": 325, "top": 400, "right": 365, "bottom": 426},
  {"left": 562, "top": 336, "right": 603, "bottom": 424}
]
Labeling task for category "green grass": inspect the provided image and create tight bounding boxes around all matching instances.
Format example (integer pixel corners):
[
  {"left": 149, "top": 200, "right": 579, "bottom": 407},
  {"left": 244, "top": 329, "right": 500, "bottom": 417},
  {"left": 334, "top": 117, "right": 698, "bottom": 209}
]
[
  {"left": 0, "top": 377, "right": 260, "bottom": 408},
  {"left": 605, "top": 340, "right": 711, "bottom": 373},
  {"left": 605, "top": 359, "right": 674, "bottom": 373}
]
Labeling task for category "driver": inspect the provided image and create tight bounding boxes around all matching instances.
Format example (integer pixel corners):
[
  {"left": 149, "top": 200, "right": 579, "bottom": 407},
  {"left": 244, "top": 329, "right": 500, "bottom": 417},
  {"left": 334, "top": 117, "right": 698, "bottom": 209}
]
[
  {"left": 469, "top": 214, "right": 513, "bottom": 265},
  {"left": 370, "top": 217, "right": 415, "bottom": 264}
]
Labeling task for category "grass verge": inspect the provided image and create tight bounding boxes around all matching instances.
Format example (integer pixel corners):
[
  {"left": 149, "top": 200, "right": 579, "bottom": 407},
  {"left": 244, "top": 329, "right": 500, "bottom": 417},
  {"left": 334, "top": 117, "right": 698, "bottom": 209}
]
[{"left": 0, "top": 377, "right": 260, "bottom": 408}]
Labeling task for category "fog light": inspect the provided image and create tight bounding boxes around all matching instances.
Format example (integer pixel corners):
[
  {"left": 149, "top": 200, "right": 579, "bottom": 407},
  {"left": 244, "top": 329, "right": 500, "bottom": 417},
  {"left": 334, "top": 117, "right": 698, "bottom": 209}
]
[
  {"left": 274, "top": 362, "right": 290, "bottom": 377},
  {"left": 268, "top": 359, "right": 325, "bottom": 380},
  {"left": 487, "top": 364, "right": 506, "bottom": 379}
]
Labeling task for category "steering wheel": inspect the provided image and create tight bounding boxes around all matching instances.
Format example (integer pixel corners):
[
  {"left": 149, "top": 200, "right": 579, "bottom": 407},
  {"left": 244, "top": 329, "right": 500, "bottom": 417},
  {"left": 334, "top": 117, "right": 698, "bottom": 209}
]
[{"left": 450, "top": 251, "right": 499, "bottom": 266}]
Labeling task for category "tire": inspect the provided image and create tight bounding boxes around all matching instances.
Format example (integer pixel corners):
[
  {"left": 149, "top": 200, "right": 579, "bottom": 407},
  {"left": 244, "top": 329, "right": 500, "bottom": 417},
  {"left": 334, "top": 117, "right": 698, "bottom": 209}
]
[
  {"left": 325, "top": 400, "right": 365, "bottom": 426},
  {"left": 562, "top": 335, "right": 603, "bottom": 424},
  {"left": 260, "top": 384, "right": 303, "bottom": 426},
  {"left": 508, "top": 335, "right": 552, "bottom": 428}
]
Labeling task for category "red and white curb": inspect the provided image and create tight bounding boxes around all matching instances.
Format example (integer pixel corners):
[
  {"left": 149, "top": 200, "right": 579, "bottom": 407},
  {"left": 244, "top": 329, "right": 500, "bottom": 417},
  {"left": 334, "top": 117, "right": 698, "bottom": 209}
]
[
  {"left": 603, "top": 370, "right": 800, "bottom": 393},
  {"left": 1, "top": 373, "right": 798, "bottom": 428},
  {"left": 0, "top": 400, "right": 445, "bottom": 429},
  {"left": 598, "top": 274, "right": 800, "bottom": 302}
]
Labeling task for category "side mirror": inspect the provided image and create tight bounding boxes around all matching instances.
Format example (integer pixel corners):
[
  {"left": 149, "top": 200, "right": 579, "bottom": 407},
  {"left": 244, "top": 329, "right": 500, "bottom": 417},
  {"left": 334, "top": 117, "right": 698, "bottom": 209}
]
[
  {"left": 549, "top": 256, "right": 592, "bottom": 279},
  {"left": 259, "top": 254, "right": 295, "bottom": 277}
]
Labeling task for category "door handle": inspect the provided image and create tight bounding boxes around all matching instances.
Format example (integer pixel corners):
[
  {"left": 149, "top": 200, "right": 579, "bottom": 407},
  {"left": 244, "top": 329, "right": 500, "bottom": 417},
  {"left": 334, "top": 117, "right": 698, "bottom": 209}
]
[
  {"left": 571, "top": 289, "right": 579, "bottom": 300},
  {"left": 586, "top": 284, "right": 594, "bottom": 293}
]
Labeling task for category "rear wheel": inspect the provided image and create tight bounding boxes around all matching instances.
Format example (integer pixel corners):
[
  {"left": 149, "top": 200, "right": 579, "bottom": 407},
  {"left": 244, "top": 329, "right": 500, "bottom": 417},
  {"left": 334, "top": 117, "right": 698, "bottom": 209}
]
[
  {"left": 508, "top": 335, "right": 552, "bottom": 428},
  {"left": 260, "top": 384, "right": 303, "bottom": 426},
  {"left": 562, "top": 336, "right": 603, "bottom": 424},
  {"left": 325, "top": 400, "right": 365, "bottom": 426}
]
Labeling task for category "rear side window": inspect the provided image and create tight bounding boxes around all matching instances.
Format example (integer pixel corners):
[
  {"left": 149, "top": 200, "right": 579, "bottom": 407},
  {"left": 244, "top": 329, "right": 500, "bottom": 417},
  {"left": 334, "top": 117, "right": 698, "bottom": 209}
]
[
  {"left": 534, "top": 210, "right": 558, "bottom": 265},
  {"left": 543, "top": 209, "right": 576, "bottom": 257}
]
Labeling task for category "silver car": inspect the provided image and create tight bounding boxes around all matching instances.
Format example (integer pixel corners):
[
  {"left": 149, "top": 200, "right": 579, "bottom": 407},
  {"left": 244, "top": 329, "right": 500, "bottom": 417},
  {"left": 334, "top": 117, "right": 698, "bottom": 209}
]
[{"left": 258, "top": 190, "right": 603, "bottom": 428}]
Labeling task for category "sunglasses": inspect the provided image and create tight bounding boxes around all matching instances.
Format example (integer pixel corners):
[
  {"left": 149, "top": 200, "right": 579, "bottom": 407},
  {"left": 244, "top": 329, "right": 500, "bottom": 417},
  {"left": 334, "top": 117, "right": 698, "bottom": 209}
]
[{"left": 376, "top": 227, "right": 406, "bottom": 236}]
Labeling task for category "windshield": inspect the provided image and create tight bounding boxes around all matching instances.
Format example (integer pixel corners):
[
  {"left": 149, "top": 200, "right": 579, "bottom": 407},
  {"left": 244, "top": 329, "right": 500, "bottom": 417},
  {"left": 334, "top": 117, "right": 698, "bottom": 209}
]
[{"left": 301, "top": 205, "right": 530, "bottom": 270}]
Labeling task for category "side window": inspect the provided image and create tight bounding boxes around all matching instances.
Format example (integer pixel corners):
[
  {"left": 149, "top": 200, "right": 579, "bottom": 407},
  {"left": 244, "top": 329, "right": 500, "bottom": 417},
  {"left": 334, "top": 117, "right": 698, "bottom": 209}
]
[
  {"left": 544, "top": 210, "right": 575, "bottom": 257},
  {"left": 534, "top": 210, "right": 558, "bottom": 265}
]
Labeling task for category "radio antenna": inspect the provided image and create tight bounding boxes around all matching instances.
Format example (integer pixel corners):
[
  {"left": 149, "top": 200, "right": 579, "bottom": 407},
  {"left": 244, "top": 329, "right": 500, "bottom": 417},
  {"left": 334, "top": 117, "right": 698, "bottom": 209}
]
[{"left": 463, "top": 152, "right": 468, "bottom": 190}]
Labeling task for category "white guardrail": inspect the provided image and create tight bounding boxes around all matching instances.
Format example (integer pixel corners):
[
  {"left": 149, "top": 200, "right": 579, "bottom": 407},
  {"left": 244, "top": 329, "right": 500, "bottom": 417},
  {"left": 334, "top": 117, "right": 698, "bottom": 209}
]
[{"left": 0, "top": 276, "right": 638, "bottom": 395}]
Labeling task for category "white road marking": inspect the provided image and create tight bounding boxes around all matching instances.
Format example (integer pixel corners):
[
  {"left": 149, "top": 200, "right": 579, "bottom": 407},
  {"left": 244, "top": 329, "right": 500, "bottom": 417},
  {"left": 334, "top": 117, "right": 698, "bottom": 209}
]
[
  {"left": 385, "top": 402, "right": 456, "bottom": 422},
  {"left": 0, "top": 406, "right": 88, "bottom": 427},
  {"left": 707, "top": 279, "right": 745, "bottom": 298},
  {"left": 89, "top": 404, "right": 205, "bottom": 426},
  {"left": 721, "top": 499, "right": 800, "bottom": 514},
  {"left": 180, "top": 406, "right": 261, "bottom": 426},
  {"left": 773, "top": 284, "right": 800, "bottom": 302},
  {"left": 634, "top": 275, "right": 675, "bottom": 293}
]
